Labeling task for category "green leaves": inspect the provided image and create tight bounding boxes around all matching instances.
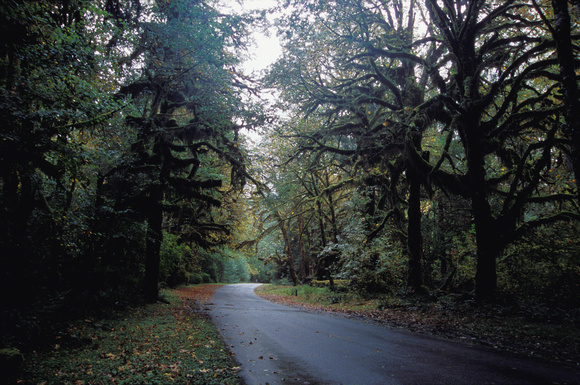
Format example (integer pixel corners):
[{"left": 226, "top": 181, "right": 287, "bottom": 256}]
[{"left": 260, "top": 0, "right": 580, "bottom": 300}]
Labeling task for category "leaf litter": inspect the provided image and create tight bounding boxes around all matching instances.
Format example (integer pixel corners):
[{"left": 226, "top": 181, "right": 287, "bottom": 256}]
[{"left": 18, "top": 285, "right": 241, "bottom": 384}]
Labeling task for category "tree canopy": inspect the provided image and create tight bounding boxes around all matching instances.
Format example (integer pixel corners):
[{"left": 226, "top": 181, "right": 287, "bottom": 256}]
[
  {"left": 262, "top": 0, "right": 579, "bottom": 300},
  {"left": 0, "top": 0, "right": 579, "bottom": 351}
]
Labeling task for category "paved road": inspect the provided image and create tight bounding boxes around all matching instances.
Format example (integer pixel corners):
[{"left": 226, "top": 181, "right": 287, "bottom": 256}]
[{"left": 208, "top": 283, "right": 579, "bottom": 385}]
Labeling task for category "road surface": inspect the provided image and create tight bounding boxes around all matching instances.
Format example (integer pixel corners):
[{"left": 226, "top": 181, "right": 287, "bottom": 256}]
[{"left": 208, "top": 283, "right": 579, "bottom": 385}]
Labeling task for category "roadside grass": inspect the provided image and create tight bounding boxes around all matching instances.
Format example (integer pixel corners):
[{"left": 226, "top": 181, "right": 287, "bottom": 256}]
[
  {"left": 258, "top": 284, "right": 379, "bottom": 310},
  {"left": 257, "top": 284, "right": 580, "bottom": 366},
  {"left": 18, "top": 286, "right": 240, "bottom": 385}
]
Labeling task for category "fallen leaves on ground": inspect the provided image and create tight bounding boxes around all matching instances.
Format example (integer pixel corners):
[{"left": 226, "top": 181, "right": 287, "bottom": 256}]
[
  {"left": 174, "top": 284, "right": 223, "bottom": 305},
  {"left": 19, "top": 285, "right": 239, "bottom": 385}
]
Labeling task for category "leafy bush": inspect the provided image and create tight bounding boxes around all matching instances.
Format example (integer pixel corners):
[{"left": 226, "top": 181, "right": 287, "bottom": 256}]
[
  {"left": 310, "top": 280, "right": 349, "bottom": 288},
  {"left": 160, "top": 235, "right": 252, "bottom": 286},
  {"left": 270, "top": 277, "right": 293, "bottom": 285},
  {"left": 316, "top": 197, "right": 408, "bottom": 297},
  {"left": 500, "top": 223, "right": 580, "bottom": 306},
  {"left": 159, "top": 232, "right": 194, "bottom": 287},
  {"left": 339, "top": 240, "right": 406, "bottom": 297}
]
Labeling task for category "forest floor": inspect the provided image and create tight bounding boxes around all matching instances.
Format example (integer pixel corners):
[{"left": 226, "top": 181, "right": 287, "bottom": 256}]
[
  {"left": 17, "top": 285, "right": 241, "bottom": 385},
  {"left": 256, "top": 284, "right": 580, "bottom": 368}
]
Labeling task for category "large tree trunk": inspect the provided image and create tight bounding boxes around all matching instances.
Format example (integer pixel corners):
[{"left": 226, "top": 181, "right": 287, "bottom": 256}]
[
  {"left": 466, "top": 123, "right": 500, "bottom": 300},
  {"left": 280, "top": 219, "right": 299, "bottom": 286},
  {"left": 298, "top": 214, "right": 308, "bottom": 282},
  {"left": 472, "top": 192, "right": 498, "bottom": 300},
  {"left": 143, "top": 137, "right": 165, "bottom": 303},
  {"left": 406, "top": 133, "right": 426, "bottom": 293},
  {"left": 325, "top": 172, "right": 340, "bottom": 243},
  {"left": 552, "top": 0, "right": 580, "bottom": 205},
  {"left": 407, "top": 166, "right": 425, "bottom": 292},
  {"left": 143, "top": 197, "right": 163, "bottom": 303},
  {"left": 316, "top": 200, "right": 328, "bottom": 248}
]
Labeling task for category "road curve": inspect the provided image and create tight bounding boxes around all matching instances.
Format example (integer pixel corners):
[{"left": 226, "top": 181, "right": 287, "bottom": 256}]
[{"left": 207, "top": 283, "right": 579, "bottom": 385}]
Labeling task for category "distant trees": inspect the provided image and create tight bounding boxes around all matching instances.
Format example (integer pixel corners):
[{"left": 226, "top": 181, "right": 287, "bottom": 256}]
[
  {"left": 252, "top": 118, "right": 355, "bottom": 285},
  {"left": 266, "top": 0, "right": 433, "bottom": 291}
]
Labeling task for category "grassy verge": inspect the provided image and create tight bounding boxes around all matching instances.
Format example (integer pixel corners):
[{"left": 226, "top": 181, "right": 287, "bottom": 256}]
[
  {"left": 256, "top": 284, "right": 580, "bottom": 366},
  {"left": 18, "top": 285, "right": 240, "bottom": 385}
]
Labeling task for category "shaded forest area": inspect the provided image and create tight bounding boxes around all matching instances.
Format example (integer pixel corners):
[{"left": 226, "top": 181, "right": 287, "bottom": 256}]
[
  {"left": 1, "top": 0, "right": 580, "bottom": 361},
  {"left": 0, "top": 0, "right": 271, "bottom": 353}
]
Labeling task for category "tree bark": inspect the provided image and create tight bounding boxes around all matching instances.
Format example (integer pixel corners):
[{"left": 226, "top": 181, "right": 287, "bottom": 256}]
[
  {"left": 406, "top": 136, "right": 425, "bottom": 293},
  {"left": 552, "top": 0, "right": 580, "bottom": 205},
  {"left": 144, "top": 195, "right": 163, "bottom": 303},
  {"left": 316, "top": 200, "right": 328, "bottom": 248},
  {"left": 298, "top": 214, "right": 308, "bottom": 282},
  {"left": 407, "top": 171, "right": 425, "bottom": 292},
  {"left": 143, "top": 136, "right": 166, "bottom": 303},
  {"left": 325, "top": 172, "right": 340, "bottom": 244},
  {"left": 280, "top": 219, "right": 299, "bottom": 286},
  {"left": 473, "top": 193, "right": 498, "bottom": 301},
  {"left": 467, "top": 124, "right": 499, "bottom": 300}
]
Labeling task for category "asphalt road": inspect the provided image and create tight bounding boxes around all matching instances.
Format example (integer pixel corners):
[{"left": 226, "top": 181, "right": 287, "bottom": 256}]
[{"left": 208, "top": 283, "right": 579, "bottom": 385}]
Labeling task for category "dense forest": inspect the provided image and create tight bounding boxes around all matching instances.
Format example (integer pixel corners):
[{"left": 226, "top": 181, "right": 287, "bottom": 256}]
[{"left": 1, "top": 0, "right": 579, "bottom": 352}]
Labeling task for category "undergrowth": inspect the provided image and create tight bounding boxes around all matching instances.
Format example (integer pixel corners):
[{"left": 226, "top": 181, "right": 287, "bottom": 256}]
[{"left": 17, "top": 286, "right": 240, "bottom": 385}]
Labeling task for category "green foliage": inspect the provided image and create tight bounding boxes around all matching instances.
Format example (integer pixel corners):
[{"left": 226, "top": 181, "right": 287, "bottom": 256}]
[
  {"left": 309, "top": 280, "right": 349, "bottom": 288},
  {"left": 262, "top": 284, "right": 357, "bottom": 306},
  {"left": 262, "top": 0, "right": 580, "bottom": 303},
  {"left": 221, "top": 256, "right": 251, "bottom": 283},
  {"left": 500, "top": 222, "right": 580, "bottom": 306},
  {"left": 0, "top": 0, "right": 262, "bottom": 350},
  {"left": 159, "top": 232, "right": 193, "bottom": 287},
  {"left": 340, "top": 239, "right": 407, "bottom": 297},
  {"left": 196, "top": 249, "right": 223, "bottom": 284},
  {"left": 314, "top": 192, "right": 407, "bottom": 296},
  {"left": 159, "top": 234, "right": 260, "bottom": 286},
  {"left": 244, "top": 251, "right": 276, "bottom": 283},
  {"left": 422, "top": 196, "right": 477, "bottom": 291}
]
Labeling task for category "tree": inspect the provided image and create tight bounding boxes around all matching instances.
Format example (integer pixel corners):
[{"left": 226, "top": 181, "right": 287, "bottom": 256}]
[
  {"left": 268, "top": 0, "right": 579, "bottom": 300},
  {"left": 0, "top": 0, "right": 260, "bottom": 332},
  {"left": 0, "top": 0, "right": 134, "bottom": 313},
  {"left": 104, "top": 0, "right": 255, "bottom": 302},
  {"left": 268, "top": 0, "right": 442, "bottom": 292},
  {"left": 541, "top": 0, "right": 580, "bottom": 205},
  {"left": 420, "top": 0, "right": 578, "bottom": 299}
]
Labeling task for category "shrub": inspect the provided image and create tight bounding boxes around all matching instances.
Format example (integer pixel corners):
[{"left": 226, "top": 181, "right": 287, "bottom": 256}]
[
  {"left": 159, "top": 232, "right": 194, "bottom": 287},
  {"left": 500, "top": 223, "right": 580, "bottom": 307}
]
